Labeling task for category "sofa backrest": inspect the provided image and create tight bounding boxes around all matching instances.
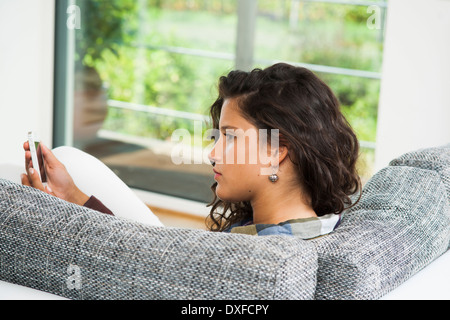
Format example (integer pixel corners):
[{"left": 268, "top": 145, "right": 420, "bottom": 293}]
[
  {"left": 391, "top": 143, "right": 450, "bottom": 251},
  {"left": 312, "top": 144, "right": 450, "bottom": 299},
  {"left": 390, "top": 144, "right": 450, "bottom": 204},
  {"left": 0, "top": 179, "right": 317, "bottom": 300}
]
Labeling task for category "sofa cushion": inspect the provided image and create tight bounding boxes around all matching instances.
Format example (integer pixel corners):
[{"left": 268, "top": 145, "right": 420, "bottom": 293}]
[
  {"left": 390, "top": 143, "right": 450, "bottom": 252},
  {"left": 389, "top": 143, "right": 450, "bottom": 202},
  {"left": 313, "top": 160, "right": 450, "bottom": 299},
  {"left": 0, "top": 179, "right": 317, "bottom": 300}
]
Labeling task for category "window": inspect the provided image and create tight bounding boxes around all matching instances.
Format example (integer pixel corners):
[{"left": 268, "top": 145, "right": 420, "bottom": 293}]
[{"left": 54, "top": 0, "right": 387, "bottom": 203}]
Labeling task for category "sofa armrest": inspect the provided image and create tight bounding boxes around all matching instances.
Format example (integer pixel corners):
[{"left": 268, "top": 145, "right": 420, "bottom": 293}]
[
  {"left": 313, "top": 164, "right": 450, "bottom": 299},
  {"left": 389, "top": 143, "right": 450, "bottom": 202},
  {"left": 0, "top": 179, "right": 317, "bottom": 300}
]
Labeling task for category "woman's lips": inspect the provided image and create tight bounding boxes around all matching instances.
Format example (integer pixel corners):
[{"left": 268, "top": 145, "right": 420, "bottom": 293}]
[{"left": 213, "top": 169, "right": 222, "bottom": 180}]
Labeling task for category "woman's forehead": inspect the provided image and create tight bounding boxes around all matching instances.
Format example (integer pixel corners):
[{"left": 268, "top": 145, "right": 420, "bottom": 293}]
[{"left": 219, "top": 98, "right": 253, "bottom": 130}]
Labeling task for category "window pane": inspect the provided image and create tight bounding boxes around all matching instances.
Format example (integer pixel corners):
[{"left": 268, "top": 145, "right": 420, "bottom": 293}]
[
  {"left": 71, "top": 0, "right": 237, "bottom": 203},
  {"left": 255, "top": 1, "right": 384, "bottom": 72},
  {"left": 253, "top": 0, "right": 386, "bottom": 180},
  {"left": 57, "top": 0, "right": 386, "bottom": 203}
]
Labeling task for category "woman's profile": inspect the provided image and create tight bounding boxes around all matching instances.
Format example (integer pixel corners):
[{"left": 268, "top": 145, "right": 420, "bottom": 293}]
[
  {"left": 206, "top": 63, "right": 361, "bottom": 236},
  {"left": 22, "top": 63, "right": 361, "bottom": 239}
]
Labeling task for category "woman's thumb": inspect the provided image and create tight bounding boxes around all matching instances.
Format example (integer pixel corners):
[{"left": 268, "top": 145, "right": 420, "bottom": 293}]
[{"left": 40, "top": 143, "right": 58, "bottom": 166}]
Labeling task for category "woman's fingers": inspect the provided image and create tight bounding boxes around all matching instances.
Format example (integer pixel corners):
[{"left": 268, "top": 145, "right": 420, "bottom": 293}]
[
  {"left": 24, "top": 140, "right": 31, "bottom": 172},
  {"left": 24, "top": 150, "right": 32, "bottom": 172},
  {"left": 26, "top": 167, "right": 45, "bottom": 192},
  {"left": 44, "top": 184, "right": 56, "bottom": 196},
  {"left": 22, "top": 141, "right": 53, "bottom": 196},
  {"left": 21, "top": 173, "right": 31, "bottom": 187},
  {"left": 40, "top": 143, "right": 60, "bottom": 169},
  {"left": 21, "top": 142, "right": 88, "bottom": 205},
  {"left": 22, "top": 170, "right": 55, "bottom": 198}
]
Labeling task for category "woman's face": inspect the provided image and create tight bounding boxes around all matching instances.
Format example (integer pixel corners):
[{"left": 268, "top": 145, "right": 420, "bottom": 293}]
[{"left": 208, "top": 98, "right": 275, "bottom": 202}]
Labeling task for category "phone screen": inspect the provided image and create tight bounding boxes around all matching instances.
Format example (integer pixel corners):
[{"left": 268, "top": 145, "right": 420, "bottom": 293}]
[
  {"left": 28, "top": 132, "right": 47, "bottom": 183},
  {"left": 35, "top": 141, "right": 47, "bottom": 182}
]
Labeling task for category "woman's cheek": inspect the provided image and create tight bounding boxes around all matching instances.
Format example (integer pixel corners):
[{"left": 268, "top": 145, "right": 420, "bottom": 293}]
[{"left": 224, "top": 137, "right": 235, "bottom": 164}]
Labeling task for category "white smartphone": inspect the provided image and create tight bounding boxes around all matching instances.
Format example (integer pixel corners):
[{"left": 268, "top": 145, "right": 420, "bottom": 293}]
[{"left": 27, "top": 131, "right": 47, "bottom": 182}]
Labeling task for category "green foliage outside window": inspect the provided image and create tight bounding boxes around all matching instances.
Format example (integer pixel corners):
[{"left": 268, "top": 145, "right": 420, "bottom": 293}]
[{"left": 76, "top": 0, "right": 384, "bottom": 179}]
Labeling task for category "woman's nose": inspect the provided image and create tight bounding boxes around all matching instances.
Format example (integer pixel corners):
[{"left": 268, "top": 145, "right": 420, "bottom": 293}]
[
  {"left": 208, "top": 146, "right": 218, "bottom": 166},
  {"left": 208, "top": 153, "right": 215, "bottom": 166},
  {"left": 208, "top": 135, "right": 222, "bottom": 165}
]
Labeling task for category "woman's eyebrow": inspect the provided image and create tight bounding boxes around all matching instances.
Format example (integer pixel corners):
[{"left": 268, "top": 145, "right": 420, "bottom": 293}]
[{"left": 220, "top": 125, "right": 240, "bottom": 131}]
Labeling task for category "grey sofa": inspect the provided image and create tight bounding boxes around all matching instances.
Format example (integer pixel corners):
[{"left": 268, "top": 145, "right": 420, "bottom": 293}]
[{"left": 0, "top": 144, "right": 449, "bottom": 300}]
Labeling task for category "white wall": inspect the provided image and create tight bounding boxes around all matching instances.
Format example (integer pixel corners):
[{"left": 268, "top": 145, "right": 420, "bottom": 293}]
[
  {"left": 375, "top": 0, "right": 450, "bottom": 171},
  {"left": 0, "top": 0, "right": 55, "bottom": 165}
]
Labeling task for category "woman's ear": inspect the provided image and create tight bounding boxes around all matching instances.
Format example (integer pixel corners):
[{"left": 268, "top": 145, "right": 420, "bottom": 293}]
[
  {"left": 273, "top": 132, "right": 290, "bottom": 167},
  {"left": 265, "top": 143, "right": 288, "bottom": 172},
  {"left": 277, "top": 144, "right": 289, "bottom": 165},
  {"left": 260, "top": 132, "right": 289, "bottom": 176}
]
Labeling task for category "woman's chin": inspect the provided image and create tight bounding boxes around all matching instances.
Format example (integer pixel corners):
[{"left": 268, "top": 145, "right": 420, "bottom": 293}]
[
  {"left": 215, "top": 187, "right": 228, "bottom": 201},
  {"left": 215, "top": 186, "right": 246, "bottom": 203}
]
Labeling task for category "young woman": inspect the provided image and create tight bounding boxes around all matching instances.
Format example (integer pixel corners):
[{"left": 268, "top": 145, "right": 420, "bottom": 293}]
[
  {"left": 22, "top": 63, "right": 361, "bottom": 239},
  {"left": 206, "top": 63, "right": 361, "bottom": 237}
]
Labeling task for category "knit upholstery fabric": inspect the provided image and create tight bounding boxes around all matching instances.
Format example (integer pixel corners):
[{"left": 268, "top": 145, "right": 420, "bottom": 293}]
[
  {"left": 390, "top": 143, "right": 450, "bottom": 251},
  {"left": 0, "top": 145, "right": 449, "bottom": 300},
  {"left": 390, "top": 143, "right": 450, "bottom": 204},
  {"left": 0, "top": 179, "right": 317, "bottom": 300},
  {"left": 312, "top": 144, "right": 450, "bottom": 300}
]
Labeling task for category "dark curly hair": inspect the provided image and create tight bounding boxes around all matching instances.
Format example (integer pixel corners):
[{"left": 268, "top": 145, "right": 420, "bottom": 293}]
[{"left": 206, "top": 63, "right": 361, "bottom": 232}]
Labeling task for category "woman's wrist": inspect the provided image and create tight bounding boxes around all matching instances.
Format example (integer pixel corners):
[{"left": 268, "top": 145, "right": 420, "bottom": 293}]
[{"left": 67, "top": 187, "right": 90, "bottom": 206}]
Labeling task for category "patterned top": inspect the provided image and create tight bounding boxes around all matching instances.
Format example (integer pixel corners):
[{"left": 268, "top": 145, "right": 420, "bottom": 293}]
[
  {"left": 84, "top": 196, "right": 342, "bottom": 239},
  {"left": 226, "top": 213, "right": 343, "bottom": 239}
]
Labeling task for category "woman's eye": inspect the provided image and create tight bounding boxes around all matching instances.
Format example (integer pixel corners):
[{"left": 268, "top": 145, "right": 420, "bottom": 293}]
[{"left": 224, "top": 133, "right": 235, "bottom": 141}]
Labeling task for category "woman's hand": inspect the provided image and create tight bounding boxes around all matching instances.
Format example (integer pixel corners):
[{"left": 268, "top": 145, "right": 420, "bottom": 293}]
[{"left": 21, "top": 142, "right": 90, "bottom": 206}]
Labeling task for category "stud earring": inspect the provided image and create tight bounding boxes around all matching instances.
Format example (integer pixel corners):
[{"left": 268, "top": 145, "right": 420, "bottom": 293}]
[
  {"left": 268, "top": 166, "right": 279, "bottom": 183},
  {"left": 268, "top": 173, "right": 279, "bottom": 183}
]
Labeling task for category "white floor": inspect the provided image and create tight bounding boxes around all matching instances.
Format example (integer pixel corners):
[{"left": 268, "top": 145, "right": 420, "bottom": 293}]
[{"left": 0, "top": 281, "right": 67, "bottom": 300}]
